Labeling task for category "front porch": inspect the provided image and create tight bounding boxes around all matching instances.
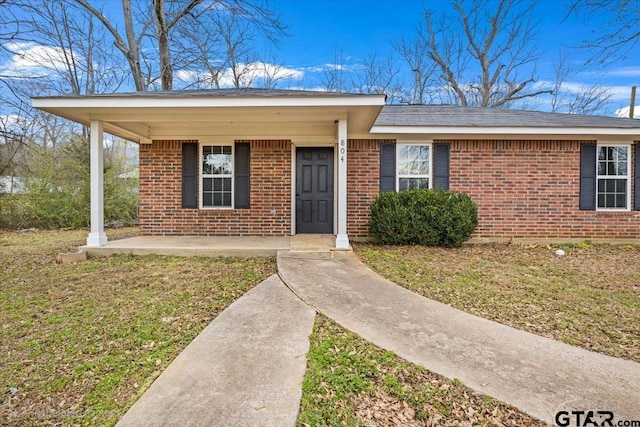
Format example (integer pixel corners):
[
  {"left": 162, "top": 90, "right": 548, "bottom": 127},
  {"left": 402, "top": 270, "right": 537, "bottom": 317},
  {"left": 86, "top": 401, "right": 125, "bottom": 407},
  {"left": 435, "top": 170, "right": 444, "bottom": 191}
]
[
  {"left": 80, "top": 233, "right": 342, "bottom": 258},
  {"left": 32, "top": 90, "right": 387, "bottom": 251}
]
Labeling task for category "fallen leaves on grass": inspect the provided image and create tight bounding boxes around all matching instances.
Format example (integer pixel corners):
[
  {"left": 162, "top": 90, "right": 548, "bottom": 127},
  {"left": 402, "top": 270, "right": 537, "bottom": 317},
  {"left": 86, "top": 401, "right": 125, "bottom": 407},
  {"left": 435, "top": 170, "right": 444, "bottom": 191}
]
[
  {"left": 298, "top": 315, "right": 545, "bottom": 427},
  {"left": 0, "top": 228, "right": 275, "bottom": 426},
  {"left": 355, "top": 242, "right": 640, "bottom": 363}
]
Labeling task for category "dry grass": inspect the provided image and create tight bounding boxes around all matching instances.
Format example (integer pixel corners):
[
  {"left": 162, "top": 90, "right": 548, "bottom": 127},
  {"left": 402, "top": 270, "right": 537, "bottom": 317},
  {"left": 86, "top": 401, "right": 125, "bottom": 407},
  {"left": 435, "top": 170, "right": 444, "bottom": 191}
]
[
  {"left": 355, "top": 242, "right": 640, "bottom": 363},
  {"left": 0, "top": 228, "right": 275, "bottom": 426},
  {"left": 298, "top": 315, "right": 545, "bottom": 426}
]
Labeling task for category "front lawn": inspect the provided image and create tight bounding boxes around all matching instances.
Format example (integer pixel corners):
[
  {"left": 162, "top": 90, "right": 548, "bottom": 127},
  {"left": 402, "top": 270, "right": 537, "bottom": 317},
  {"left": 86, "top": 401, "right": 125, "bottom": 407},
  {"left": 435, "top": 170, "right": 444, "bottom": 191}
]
[
  {"left": 0, "top": 228, "right": 275, "bottom": 426},
  {"left": 355, "top": 242, "right": 640, "bottom": 363},
  {"left": 298, "top": 315, "right": 544, "bottom": 426}
]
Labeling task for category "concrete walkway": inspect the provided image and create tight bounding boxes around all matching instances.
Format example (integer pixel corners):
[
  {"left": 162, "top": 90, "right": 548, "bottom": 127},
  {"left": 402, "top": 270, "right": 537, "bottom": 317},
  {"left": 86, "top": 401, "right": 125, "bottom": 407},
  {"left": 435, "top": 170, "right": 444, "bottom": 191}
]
[
  {"left": 116, "top": 275, "right": 315, "bottom": 427},
  {"left": 277, "top": 251, "right": 640, "bottom": 424}
]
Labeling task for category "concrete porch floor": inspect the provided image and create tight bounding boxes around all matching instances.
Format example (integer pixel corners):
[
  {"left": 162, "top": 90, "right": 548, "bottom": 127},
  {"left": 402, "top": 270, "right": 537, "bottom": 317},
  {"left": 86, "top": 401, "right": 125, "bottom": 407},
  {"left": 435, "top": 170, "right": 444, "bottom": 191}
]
[{"left": 81, "top": 234, "right": 342, "bottom": 258}]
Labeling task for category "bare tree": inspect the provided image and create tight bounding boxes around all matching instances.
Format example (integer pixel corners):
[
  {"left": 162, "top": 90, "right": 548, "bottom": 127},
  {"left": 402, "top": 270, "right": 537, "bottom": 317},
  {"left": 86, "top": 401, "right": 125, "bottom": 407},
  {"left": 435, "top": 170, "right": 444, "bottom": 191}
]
[
  {"left": 568, "top": 0, "right": 640, "bottom": 65},
  {"left": 549, "top": 53, "right": 611, "bottom": 115},
  {"left": 401, "top": 0, "right": 550, "bottom": 107},
  {"left": 73, "top": 0, "right": 286, "bottom": 91},
  {"left": 0, "top": 104, "right": 32, "bottom": 177},
  {"left": 72, "top": 0, "right": 153, "bottom": 91},
  {"left": 394, "top": 36, "right": 440, "bottom": 104},
  {"left": 322, "top": 49, "right": 349, "bottom": 92},
  {"left": 257, "top": 55, "right": 297, "bottom": 89},
  {"left": 351, "top": 54, "right": 406, "bottom": 103}
]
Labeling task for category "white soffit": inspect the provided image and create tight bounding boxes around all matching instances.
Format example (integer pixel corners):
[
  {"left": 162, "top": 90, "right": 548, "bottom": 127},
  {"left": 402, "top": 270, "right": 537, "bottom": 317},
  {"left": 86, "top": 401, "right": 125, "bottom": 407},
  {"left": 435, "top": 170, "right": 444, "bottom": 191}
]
[{"left": 31, "top": 94, "right": 386, "bottom": 144}]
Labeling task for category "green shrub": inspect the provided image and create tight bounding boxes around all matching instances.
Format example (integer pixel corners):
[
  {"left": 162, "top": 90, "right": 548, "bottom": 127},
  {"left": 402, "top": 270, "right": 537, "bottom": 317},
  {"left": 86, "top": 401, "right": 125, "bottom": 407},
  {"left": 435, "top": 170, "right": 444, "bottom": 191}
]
[
  {"left": 369, "top": 189, "right": 478, "bottom": 247},
  {"left": 0, "top": 138, "right": 138, "bottom": 230}
]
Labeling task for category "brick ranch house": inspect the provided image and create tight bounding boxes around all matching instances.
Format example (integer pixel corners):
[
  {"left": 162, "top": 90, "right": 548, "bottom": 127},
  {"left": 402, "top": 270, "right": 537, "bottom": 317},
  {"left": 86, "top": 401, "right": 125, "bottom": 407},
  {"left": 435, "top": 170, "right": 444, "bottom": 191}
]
[{"left": 32, "top": 89, "right": 640, "bottom": 248}]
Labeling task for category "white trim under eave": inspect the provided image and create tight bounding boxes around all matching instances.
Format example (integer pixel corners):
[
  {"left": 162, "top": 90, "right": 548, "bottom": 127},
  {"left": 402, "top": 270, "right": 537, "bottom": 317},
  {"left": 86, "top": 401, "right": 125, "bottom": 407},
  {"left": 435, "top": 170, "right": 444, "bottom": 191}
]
[
  {"left": 32, "top": 95, "right": 387, "bottom": 109},
  {"left": 369, "top": 125, "right": 640, "bottom": 137}
]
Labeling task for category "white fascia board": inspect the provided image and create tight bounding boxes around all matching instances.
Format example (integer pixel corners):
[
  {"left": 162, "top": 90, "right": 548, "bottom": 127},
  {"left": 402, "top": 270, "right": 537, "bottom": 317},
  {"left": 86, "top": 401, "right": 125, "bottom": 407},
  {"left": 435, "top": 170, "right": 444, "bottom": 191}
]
[
  {"left": 370, "top": 125, "right": 640, "bottom": 136},
  {"left": 32, "top": 95, "right": 387, "bottom": 109}
]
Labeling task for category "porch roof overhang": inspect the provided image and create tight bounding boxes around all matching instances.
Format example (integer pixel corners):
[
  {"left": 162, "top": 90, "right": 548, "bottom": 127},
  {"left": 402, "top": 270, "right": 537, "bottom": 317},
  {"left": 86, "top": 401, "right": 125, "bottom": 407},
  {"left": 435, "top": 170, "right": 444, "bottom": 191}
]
[{"left": 31, "top": 90, "right": 387, "bottom": 144}]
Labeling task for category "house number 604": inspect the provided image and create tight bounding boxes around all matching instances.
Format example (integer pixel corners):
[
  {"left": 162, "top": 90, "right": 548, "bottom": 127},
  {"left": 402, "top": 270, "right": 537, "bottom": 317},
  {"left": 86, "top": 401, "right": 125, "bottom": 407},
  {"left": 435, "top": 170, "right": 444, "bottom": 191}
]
[{"left": 340, "top": 139, "right": 345, "bottom": 162}]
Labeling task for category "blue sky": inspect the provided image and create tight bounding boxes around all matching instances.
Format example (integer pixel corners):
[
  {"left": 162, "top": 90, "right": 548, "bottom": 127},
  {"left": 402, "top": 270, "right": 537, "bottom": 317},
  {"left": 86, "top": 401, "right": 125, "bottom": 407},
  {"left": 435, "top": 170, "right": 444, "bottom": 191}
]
[
  {"left": 1, "top": 0, "right": 638, "bottom": 116},
  {"left": 271, "top": 0, "right": 639, "bottom": 115}
]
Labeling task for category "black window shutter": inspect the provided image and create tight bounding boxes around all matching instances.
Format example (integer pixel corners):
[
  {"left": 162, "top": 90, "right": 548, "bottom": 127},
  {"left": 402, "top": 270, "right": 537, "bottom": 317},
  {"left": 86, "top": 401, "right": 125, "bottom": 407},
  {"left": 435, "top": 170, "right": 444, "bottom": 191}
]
[
  {"left": 181, "top": 142, "right": 198, "bottom": 209},
  {"left": 579, "top": 143, "right": 597, "bottom": 210},
  {"left": 380, "top": 143, "right": 396, "bottom": 192},
  {"left": 234, "top": 142, "right": 250, "bottom": 208},
  {"left": 433, "top": 143, "right": 450, "bottom": 190},
  {"left": 635, "top": 144, "right": 640, "bottom": 210}
]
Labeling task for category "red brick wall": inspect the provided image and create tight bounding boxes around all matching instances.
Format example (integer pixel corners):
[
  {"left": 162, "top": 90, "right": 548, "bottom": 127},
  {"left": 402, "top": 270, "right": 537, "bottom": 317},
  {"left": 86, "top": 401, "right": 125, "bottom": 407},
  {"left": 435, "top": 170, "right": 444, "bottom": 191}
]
[
  {"left": 139, "top": 138, "right": 639, "bottom": 239},
  {"left": 139, "top": 140, "right": 291, "bottom": 236},
  {"left": 346, "top": 139, "right": 640, "bottom": 240},
  {"left": 347, "top": 139, "right": 391, "bottom": 238},
  {"left": 447, "top": 140, "right": 640, "bottom": 239}
]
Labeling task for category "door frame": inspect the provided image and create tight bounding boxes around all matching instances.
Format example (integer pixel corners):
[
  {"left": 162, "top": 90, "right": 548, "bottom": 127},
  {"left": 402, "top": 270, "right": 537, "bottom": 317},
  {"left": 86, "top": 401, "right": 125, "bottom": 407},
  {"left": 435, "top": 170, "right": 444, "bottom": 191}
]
[{"left": 291, "top": 143, "right": 338, "bottom": 235}]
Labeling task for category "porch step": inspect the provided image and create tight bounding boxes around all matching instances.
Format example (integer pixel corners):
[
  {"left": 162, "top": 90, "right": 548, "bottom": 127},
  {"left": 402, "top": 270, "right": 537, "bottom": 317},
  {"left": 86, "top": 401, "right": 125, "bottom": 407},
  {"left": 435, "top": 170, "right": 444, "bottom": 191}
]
[
  {"left": 289, "top": 234, "right": 339, "bottom": 252},
  {"left": 81, "top": 236, "right": 290, "bottom": 258}
]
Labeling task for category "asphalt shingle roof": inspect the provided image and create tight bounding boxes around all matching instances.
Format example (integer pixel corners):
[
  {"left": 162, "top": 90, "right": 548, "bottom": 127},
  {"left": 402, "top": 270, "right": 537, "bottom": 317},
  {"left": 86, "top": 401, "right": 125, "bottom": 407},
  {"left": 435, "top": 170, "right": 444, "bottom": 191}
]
[{"left": 375, "top": 105, "right": 640, "bottom": 128}]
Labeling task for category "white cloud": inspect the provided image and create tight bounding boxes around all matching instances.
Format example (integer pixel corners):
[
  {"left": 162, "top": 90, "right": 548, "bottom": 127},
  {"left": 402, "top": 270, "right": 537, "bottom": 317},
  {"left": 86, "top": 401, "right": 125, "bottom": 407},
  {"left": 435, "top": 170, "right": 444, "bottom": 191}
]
[
  {"left": 535, "top": 79, "right": 635, "bottom": 101},
  {"left": 600, "top": 85, "right": 635, "bottom": 100},
  {"left": 615, "top": 106, "right": 640, "bottom": 119},
  {"left": 174, "top": 70, "right": 202, "bottom": 82},
  {"left": 0, "top": 42, "right": 78, "bottom": 78},
  {"left": 604, "top": 67, "right": 640, "bottom": 78}
]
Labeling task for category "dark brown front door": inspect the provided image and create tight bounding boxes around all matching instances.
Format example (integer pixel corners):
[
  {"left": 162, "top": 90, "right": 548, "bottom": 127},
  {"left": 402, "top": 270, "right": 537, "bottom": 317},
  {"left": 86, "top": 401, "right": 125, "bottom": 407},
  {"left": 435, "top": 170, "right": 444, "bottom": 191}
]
[{"left": 296, "top": 147, "right": 334, "bottom": 233}]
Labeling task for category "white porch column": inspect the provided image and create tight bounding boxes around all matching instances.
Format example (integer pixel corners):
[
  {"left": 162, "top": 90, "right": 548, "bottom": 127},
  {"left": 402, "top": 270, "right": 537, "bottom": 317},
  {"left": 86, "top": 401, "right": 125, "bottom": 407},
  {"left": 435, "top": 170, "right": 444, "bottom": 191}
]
[
  {"left": 86, "top": 120, "right": 108, "bottom": 247},
  {"left": 336, "top": 118, "right": 349, "bottom": 249}
]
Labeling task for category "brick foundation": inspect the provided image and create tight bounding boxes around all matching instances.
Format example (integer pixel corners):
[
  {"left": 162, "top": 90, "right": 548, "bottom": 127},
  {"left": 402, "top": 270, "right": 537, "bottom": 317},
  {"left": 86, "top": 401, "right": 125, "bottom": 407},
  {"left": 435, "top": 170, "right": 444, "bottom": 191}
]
[{"left": 139, "top": 140, "right": 291, "bottom": 236}]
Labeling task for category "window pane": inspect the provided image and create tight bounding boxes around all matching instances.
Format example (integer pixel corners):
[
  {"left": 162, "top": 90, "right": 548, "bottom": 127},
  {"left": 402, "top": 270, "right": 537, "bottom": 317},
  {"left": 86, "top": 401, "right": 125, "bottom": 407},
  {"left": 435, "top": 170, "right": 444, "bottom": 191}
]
[
  {"left": 614, "top": 146, "right": 627, "bottom": 161},
  {"left": 203, "top": 192, "right": 213, "bottom": 207},
  {"left": 618, "top": 161, "right": 627, "bottom": 175},
  {"left": 597, "top": 178, "right": 627, "bottom": 209},
  {"left": 606, "top": 179, "right": 616, "bottom": 192},
  {"left": 202, "top": 146, "right": 234, "bottom": 208},
  {"left": 598, "top": 147, "right": 606, "bottom": 160},
  {"left": 203, "top": 145, "right": 232, "bottom": 175},
  {"left": 398, "top": 144, "right": 429, "bottom": 175},
  {"left": 605, "top": 194, "right": 615, "bottom": 207},
  {"left": 598, "top": 146, "right": 628, "bottom": 177},
  {"left": 204, "top": 153, "right": 232, "bottom": 174},
  {"left": 203, "top": 178, "right": 212, "bottom": 192},
  {"left": 399, "top": 178, "right": 429, "bottom": 191},
  {"left": 223, "top": 177, "right": 231, "bottom": 191}
]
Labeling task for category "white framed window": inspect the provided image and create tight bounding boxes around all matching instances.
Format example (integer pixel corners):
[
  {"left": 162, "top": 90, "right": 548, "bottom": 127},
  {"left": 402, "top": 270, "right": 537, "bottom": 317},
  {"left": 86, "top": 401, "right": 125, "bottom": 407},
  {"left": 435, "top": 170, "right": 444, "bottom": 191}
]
[
  {"left": 201, "top": 144, "right": 233, "bottom": 208},
  {"left": 596, "top": 144, "right": 631, "bottom": 210},
  {"left": 397, "top": 144, "right": 431, "bottom": 191}
]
